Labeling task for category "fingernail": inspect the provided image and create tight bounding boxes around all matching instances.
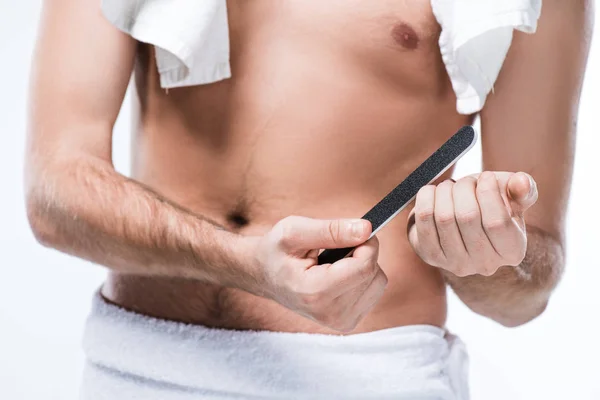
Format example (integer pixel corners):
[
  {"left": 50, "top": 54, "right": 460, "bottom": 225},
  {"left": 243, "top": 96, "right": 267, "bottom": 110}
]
[
  {"left": 526, "top": 174, "right": 535, "bottom": 199},
  {"left": 350, "top": 220, "right": 366, "bottom": 239}
]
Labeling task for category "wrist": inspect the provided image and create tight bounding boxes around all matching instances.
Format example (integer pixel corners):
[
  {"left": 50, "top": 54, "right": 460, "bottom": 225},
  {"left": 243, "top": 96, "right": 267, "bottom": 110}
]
[{"left": 213, "top": 230, "right": 268, "bottom": 296}]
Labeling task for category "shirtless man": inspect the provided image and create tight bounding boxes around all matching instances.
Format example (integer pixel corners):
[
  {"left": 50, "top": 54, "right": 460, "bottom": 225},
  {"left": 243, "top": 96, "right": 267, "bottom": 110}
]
[{"left": 25, "top": 0, "right": 592, "bottom": 399}]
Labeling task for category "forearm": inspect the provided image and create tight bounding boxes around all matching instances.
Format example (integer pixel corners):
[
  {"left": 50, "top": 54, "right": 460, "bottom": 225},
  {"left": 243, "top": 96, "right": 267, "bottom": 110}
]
[
  {"left": 444, "top": 225, "right": 565, "bottom": 327},
  {"left": 26, "top": 154, "right": 260, "bottom": 291}
]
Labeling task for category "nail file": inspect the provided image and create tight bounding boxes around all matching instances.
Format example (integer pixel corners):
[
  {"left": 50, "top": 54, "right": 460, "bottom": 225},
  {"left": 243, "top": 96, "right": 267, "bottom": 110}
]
[{"left": 317, "top": 125, "right": 478, "bottom": 265}]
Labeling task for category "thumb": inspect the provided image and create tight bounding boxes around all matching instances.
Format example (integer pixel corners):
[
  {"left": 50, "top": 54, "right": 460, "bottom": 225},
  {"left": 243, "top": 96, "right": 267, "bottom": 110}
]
[
  {"left": 507, "top": 172, "right": 538, "bottom": 216},
  {"left": 277, "top": 216, "right": 372, "bottom": 253}
]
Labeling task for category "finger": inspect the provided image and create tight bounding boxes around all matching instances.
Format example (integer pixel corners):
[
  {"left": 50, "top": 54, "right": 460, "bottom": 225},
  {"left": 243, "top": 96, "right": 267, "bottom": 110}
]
[
  {"left": 309, "top": 237, "right": 380, "bottom": 297},
  {"left": 331, "top": 236, "right": 379, "bottom": 280},
  {"left": 410, "top": 185, "right": 445, "bottom": 266},
  {"left": 340, "top": 267, "right": 388, "bottom": 332},
  {"left": 476, "top": 172, "right": 525, "bottom": 263},
  {"left": 350, "top": 235, "right": 379, "bottom": 261},
  {"left": 277, "top": 216, "right": 372, "bottom": 254},
  {"left": 476, "top": 172, "right": 512, "bottom": 230},
  {"left": 353, "top": 267, "right": 388, "bottom": 317},
  {"left": 507, "top": 172, "right": 538, "bottom": 217},
  {"left": 452, "top": 177, "right": 496, "bottom": 260},
  {"left": 474, "top": 171, "right": 537, "bottom": 215},
  {"left": 434, "top": 180, "right": 467, "bottom": 261}
]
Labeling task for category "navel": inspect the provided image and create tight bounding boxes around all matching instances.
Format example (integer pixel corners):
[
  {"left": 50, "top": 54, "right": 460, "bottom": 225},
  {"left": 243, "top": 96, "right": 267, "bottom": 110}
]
[
  {"left": 391, "top": 22, "right": 420, "bottom": 50},
  {"left": 226, "top": 211, "right": 250, "bottom": 229},
  {"left": 226, "top": 197, "right": 251, "bottom": 230}
]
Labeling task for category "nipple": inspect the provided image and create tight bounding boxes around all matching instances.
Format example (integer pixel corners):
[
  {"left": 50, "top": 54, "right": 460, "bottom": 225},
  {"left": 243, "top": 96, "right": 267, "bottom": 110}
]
[{"left": 391, "top": 22, "right": 420, "bottom": 50}]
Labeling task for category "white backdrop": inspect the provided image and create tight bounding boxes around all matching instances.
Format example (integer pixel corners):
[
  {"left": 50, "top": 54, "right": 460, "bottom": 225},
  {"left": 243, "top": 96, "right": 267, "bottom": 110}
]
[{"left": 1, "top": 2, "right": 599, "bottom": 400}]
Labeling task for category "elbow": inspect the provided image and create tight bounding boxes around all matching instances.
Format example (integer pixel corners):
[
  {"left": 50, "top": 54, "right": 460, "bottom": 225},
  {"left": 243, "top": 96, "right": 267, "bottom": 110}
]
[
  {"left": 25, "top": 178, "right": 63, "bottom": 249},
  {"left": 26, "top": 191, "right": 58, "bottom": 248},
  {"left": 495, "top": 299, "right": 549, "bottom": 328},
  {"left": 498, "top": 247, "right": 564, "bottom": 328}
]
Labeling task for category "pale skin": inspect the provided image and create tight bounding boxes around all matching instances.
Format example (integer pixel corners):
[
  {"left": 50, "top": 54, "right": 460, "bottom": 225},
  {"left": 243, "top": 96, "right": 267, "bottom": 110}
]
[
  {"left": 25, "top": 0, "right": 592, "bottom": 333},
  {"left": 408, "top": 172, "right": 546, "bottom": 326}
]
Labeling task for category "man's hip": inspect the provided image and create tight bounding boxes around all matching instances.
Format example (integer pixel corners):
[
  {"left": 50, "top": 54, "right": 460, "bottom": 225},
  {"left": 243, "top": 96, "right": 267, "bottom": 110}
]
[{"left": 79, "top": 291, "right": 469, "bottom": 399}]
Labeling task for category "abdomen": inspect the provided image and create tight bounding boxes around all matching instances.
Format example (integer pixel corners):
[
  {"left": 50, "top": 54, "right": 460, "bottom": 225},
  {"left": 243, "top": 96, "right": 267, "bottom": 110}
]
[{"left": 106, "top": 0, "right": 471, "bottom": 333}]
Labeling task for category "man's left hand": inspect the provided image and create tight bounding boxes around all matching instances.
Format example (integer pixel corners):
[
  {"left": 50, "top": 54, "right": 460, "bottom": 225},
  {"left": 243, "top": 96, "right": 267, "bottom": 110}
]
[{"left": 407, "top": 171, "right": 538, "bottom": 277}]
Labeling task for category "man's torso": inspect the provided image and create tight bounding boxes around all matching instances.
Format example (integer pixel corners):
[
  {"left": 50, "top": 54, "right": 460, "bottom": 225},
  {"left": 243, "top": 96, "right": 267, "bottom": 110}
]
[{"left": 101, "top": 0, "right": 473, "bottom": 334}]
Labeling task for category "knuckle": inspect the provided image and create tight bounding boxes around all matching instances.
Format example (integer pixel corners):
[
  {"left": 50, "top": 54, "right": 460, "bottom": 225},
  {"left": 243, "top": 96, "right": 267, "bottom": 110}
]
[
  {"left": 457, "top": 176, "right": 477, "bottom": 186},
  {"left": 435, "top": 212, "right": 456, "bottom": 226},
  {"left": 455, "top": 209, "right": 480, "bottom": 226},
  {"left": 452, "top": 265, "right": 470, "bottom": 277},
  {"left": 299, "top": 293, "right": 315, "bottom": 307},
  {"left": 299, "top": 290, "right": 325, "bottom": 308},
  {"left": 283, "top": 275, "right": 303, "bottom": 295},
  {"left": 417, "top": 185, "right": 435, "bottom": 201},
  {"left": 281, "top": 215, "right": 301, "bottom": 227},
  {"left": 483, "top": 217, "right": 511, "bottom": 232},
  {"left": 505, "top": 248, "right": 526, "bottom": 266},
  {"left": 439, "top": 180, "right": 454, "bottom": 188},
  {"left": 276, "top": 217, "right": 300, "bottom": 247},
  {"left": 327, "top": 220, "right": 341, "bottom": 243},
  {"left": 476, "top": 185, "right": 497, "bottom": 197},
  {"left": 416, "top": 208, "right": 435, "bottom": 223},
  {"left": 417, "top": 186, "right": 429, "bottom": 197},
  {"left": 427, "top": 251, "right": 445, "bottom": 267},
  {"left": 416, "top": 246, "right": 438, "bottom": 265},
  {"left": 358, "top": 260, "right": 378, "bottom": 281}
]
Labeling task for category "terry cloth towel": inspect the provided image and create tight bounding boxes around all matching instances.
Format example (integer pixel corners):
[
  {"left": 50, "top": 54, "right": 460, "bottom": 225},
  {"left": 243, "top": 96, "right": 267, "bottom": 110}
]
[
  {"left": 101, "top": 0, "right": 541, "bottom": 116},
  {"left": 79, "top": 292, "right": 470, "bottom": 399},
  {"left": 101, "top": 0, "right": 231, "bottom": 88},
  {"left": 431, "top": 0, "right": 542, "bottom": 114}
]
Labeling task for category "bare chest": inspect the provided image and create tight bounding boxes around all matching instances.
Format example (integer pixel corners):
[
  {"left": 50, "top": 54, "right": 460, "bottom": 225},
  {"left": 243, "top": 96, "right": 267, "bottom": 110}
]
[
  {"left": 226, "top": 0, "right": 445, "bottom": 87},
  {"left": 132, "top": 0, "right": 461, "bottom": 230}
]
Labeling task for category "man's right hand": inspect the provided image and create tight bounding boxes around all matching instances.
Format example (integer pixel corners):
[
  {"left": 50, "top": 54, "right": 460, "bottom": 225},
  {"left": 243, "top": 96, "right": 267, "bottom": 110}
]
[{"left": 251, "top": 216, "right": 388, "bottom": 333}]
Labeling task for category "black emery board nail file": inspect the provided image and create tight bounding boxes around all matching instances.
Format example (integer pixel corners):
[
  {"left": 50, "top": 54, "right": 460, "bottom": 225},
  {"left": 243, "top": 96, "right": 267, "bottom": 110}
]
[{"left": 317, "top": 125, "right": 477, "bottom": 265}]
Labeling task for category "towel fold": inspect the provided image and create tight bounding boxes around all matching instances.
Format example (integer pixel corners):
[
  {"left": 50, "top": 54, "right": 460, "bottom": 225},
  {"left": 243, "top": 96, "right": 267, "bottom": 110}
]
[{"left": 79, "top": 292, "right": 470, "bottom": 399}]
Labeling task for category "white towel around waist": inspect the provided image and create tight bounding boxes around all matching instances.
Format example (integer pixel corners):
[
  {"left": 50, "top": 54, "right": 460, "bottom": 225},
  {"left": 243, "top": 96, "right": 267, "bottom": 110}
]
[
  {"left": 80, "top": 292, "right": 470, "bottom": 399},
  {"left": 100, "top": 0, "right": 541, "bottom": 115}
]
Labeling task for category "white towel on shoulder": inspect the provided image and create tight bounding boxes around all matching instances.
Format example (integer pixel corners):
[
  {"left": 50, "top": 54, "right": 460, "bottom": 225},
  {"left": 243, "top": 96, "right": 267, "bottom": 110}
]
[
  {"left": 432, "top": 0, "right": 542, "bottom": 114},
  {"left": 101, "top": 0, "right": 231, "bottom": 88},
  {"left": 100, "top": 0, "right": 542, "bottom": 115}
]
